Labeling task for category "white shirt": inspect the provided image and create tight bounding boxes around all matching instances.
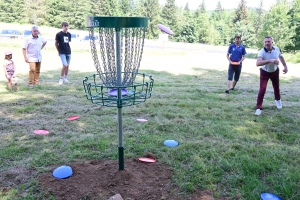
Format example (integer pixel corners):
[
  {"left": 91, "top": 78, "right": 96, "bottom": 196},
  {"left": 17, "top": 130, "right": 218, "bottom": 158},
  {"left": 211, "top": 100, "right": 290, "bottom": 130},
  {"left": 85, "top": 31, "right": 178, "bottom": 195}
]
[
  {"left": 257, "top": 46, "right": 281, "bottom": 73},
  {"left": 23, "top": 35, "right": 47, "bottom": 62}
]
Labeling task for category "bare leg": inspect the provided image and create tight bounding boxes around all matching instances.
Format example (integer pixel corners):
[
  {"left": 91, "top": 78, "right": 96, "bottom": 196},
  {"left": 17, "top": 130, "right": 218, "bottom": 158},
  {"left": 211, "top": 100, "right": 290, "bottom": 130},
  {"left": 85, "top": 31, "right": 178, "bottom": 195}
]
[
  {"left": 8, "top": 79, "right": 12, "bottom": 92},
  {"left": 15, "top": 83, "right": 18, "bottom": 92},
  {"left": 227, "top": 80, "right": 232, "bottom": 90},
  {"left": 232, "top": 80, "right": 237, "bottom": 89}
]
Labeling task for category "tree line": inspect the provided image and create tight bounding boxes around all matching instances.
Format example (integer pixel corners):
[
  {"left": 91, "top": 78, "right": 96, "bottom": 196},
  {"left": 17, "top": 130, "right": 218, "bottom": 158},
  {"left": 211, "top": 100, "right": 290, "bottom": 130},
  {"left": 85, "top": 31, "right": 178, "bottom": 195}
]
[{"left": 0, "top": 0, "right": 299, "bottom": 52}]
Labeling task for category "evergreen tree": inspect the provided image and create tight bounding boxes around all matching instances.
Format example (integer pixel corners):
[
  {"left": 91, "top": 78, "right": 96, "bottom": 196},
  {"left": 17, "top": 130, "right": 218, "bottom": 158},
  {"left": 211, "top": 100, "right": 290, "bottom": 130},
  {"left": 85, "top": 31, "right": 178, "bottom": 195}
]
[
  {"left": 45, "top": 0, "right": 70, "bottom": 28},
  {"left": 161, "top": 0, "right": 179, "bottom": 39},
  {"left": 90, "top": 0, "right": 120, "bottom": 16},
  {"left": 67, "top": 0, "right": 90, "bottom": 29},
  {"left": 286, "top": 0, "right": 300, "bottom": 51},
  {"left": 257, "top": 1, "right": 293, "bottom": 50},
  {"left": 194, "top": 0, "right": 206, "bottom": 18},
  {"left": 138, "top": 0, "right": 161, "bottom": 39},
  {"left": 119, "top": 0, "right": 135, "bottom": 16},
  {"left": 233, "top": 0, "right": 250, "bottom": 24}
]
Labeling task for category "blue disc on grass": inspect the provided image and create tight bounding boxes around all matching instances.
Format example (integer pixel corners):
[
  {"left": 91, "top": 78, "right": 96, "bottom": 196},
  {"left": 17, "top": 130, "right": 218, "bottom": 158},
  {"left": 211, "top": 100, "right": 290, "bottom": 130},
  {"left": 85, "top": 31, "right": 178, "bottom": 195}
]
[
  {"left": 52, "top": 165, "right": 73, "bottom": 179},
  {"left": 164, "top": 140, "right": 179, "bottom": 147},
  {"left": 260, "top": 193, "right": 282, "bottom": 200}
]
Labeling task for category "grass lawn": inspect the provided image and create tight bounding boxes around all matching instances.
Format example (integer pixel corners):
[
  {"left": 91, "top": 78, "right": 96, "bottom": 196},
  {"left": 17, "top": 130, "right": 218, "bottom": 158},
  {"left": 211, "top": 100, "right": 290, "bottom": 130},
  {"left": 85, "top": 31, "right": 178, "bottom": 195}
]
[{"left": 0, "top": 33, "right": 300, "bottom": 199}]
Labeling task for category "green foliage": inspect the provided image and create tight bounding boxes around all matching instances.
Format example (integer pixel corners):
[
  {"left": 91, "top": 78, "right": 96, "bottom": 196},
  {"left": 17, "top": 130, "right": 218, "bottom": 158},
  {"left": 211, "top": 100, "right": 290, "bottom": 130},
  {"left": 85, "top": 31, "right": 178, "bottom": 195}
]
[
  {"left": 137, "top": 0, "right": 161, "bottom": 39},
  {"left": 160, "top": 0, "right": 179, "bottom": 40},
  {"left": 286, "top": 0, "right": 300, "bottom": 52},
  {"left": 0, "top": 0, "right": 24, "bottom": 23},
  {"left": 257, "top": 1, "right": 294, "bottom": 51},
  {"left": 233, "top": 0, "right": 250, "bottom": 24}
]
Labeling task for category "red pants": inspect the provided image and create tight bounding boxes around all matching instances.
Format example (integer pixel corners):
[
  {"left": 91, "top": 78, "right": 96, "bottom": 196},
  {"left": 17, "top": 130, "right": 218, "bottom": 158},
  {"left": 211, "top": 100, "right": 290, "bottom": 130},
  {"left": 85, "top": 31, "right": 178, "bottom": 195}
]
[{"left": 256, "top": 68, "right": 280, "bottom": 109}]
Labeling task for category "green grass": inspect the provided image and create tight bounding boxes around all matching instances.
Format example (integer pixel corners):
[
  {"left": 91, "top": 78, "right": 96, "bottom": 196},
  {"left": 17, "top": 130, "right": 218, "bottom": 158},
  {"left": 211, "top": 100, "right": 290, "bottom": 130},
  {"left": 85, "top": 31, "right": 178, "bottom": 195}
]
[{"left": 1, "top": 33, "right": 300, "bottom": 200}]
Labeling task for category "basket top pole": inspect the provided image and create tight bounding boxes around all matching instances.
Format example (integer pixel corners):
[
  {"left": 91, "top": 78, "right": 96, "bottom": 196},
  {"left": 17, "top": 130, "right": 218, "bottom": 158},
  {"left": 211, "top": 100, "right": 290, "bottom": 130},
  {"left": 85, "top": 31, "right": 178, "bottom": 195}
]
[{"left": 86, "top": 16, "right": 148, "bottom": 28}]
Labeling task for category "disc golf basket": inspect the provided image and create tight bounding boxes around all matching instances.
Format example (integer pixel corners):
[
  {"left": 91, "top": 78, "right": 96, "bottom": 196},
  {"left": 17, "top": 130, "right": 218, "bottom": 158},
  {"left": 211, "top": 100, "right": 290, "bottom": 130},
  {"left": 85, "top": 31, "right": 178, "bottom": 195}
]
[{"left": 83, "top": 16, "right": 154, "bottom": 170}]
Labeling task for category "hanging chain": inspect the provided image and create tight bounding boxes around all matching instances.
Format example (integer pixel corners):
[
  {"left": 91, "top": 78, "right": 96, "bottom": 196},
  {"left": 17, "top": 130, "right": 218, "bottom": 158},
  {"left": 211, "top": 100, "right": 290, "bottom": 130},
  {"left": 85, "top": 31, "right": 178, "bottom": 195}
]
[{"left": 89, "top": 26, "right": 147, "bottom": 87}]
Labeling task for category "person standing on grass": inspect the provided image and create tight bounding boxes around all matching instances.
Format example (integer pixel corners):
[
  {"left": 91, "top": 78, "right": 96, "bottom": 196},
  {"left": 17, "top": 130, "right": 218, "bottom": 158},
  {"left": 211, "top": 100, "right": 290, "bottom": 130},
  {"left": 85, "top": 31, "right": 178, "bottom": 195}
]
[
  {"left": 22, "top": 25, "right": 47, "bottom": 89},
  {"left": 3, "top": 51, "right": 18, "bottom": 92},
  {"left": 255, "top": 36, "right": 288, "bottom": 116},
  {"left": 55, "top": 22, "right": 72, "bottom": 84},
  {"left": 225, "top": 34, "right": 247, "bottom": 94}
]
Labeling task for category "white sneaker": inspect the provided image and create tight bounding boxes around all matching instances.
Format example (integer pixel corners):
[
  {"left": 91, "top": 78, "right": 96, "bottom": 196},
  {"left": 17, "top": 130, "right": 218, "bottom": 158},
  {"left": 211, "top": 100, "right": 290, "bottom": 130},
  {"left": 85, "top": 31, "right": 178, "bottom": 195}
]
[
  {"left": 63, "top": 78, "right": 70, "bottom": 83},
  {"left": 275, "top": 100, "right": 282, "bottom": 109},
  {"left": 255, "top": 109, "right": 262, "bottom": 115},
  {"left": 58, "top": 78, "right": 64, "bottom": 84}
]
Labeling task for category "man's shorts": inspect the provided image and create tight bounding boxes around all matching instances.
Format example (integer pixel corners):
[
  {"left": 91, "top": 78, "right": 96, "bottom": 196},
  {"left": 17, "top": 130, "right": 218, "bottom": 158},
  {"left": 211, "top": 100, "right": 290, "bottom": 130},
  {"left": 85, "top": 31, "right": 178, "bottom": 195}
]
[
  {"left": 228, "top": 64, "right": 242, "bottom": 81},
  {"left": 59, "top": 54, "right": 71, "bottom": 66}
]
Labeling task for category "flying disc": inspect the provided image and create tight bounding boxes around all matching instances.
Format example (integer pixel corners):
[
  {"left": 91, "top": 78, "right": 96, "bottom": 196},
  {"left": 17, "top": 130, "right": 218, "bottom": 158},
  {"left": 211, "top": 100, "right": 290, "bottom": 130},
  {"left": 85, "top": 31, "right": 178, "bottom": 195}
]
[
  {"left": 109, "top": 89, "right": 128, "bottom": 97},
  {"left": 67, "top": 115, "right": 79, "bottom": 121},
  {"left": 138, "top": 157, "right": 156, "bottom": 163},
  {"left": 137, "top": 118, "right": 148, "bottom": 122},
  {"left": 52, "top": 165, "right": 73, "bottom": 179},
  {"left": 231, "top": 62, "right": 240, "bottom": 65},
  {"left": 34, "top": 130, "right": 49, "bottom": 135},
  {"left": 157, "top": 24, "right": 174, "bottom": 35},
  {"left": 164, "top": 140, "right": 179, "bottom": 147},
  {"left": 260, "top": 193, "right": 282, "bottom": 200}
]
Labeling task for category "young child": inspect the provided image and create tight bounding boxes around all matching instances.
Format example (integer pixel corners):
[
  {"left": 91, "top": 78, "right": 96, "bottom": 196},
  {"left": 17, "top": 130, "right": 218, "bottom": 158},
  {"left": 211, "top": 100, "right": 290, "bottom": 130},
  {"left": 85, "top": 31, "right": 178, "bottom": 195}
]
[{"left": 3, "top": 51, "right": 18, "bottom": 92}]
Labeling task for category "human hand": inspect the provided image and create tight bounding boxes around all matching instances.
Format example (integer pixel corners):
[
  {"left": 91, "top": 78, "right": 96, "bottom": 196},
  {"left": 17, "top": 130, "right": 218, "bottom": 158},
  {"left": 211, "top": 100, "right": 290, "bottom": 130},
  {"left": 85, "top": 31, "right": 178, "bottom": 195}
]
[
  {"left": 270, "top": 59, "right": 279, "bottom": 65},
  {"left": 283, "top": 66, "right": 288, "bottom": 74},
  {"left": 24, "top": 58, "right": 29, "bottom": 63}
]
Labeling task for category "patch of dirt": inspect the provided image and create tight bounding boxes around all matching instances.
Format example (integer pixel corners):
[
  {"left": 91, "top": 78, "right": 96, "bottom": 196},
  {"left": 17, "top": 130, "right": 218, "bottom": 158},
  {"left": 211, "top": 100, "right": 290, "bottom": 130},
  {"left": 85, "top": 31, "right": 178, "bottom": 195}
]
[{"left": 37, "top": 158, "right": 224, "bottom": 200}]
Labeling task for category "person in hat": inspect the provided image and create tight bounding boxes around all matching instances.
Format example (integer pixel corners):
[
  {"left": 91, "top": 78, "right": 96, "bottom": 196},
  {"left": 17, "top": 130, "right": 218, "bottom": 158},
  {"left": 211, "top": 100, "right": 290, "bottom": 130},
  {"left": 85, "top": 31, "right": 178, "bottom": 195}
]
[
  {"left": 55, "top": 22, "right": 72, "bottom": 85},
  {"left": 225, "top": 34, "right": 247, "bottom": 94},
  {"left": 254, "top": 36, "right": 288, "bottom": 116},
  {"left": 3, "top": 51, "right": 18, "bottom": 92},
  {"left": 22, "top": 25, "right": 47, "bottom": 89}
]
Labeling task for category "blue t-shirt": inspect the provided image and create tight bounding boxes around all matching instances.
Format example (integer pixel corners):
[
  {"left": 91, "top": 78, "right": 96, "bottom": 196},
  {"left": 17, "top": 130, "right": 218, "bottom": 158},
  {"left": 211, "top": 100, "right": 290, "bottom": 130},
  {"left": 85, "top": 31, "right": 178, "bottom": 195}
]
[{"left": 227, "top": 44, "right": 246, "bottom": 62}]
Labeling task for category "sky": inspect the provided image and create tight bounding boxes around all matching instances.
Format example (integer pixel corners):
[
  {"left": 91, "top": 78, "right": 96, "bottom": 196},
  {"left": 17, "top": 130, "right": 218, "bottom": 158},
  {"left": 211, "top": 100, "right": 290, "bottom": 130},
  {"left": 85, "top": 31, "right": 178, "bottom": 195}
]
[{"left": 158, "top": 0, "right": 282, "bottom": 11}]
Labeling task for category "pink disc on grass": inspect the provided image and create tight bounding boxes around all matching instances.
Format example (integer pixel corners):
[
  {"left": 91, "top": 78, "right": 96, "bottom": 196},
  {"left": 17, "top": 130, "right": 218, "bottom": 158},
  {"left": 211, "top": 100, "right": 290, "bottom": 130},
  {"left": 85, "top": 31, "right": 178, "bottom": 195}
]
[
  {"left": 157, "top": 24, "right": 174, "bottom": 35},
  {"left": 67, "top": 115, "right": 79, "bottom": 121},
  {"left": 138, "top": 157, "right": 156, "bottom": 163},
  {"left": 137, "top": 118, "right": 148, "bottom": 122},
  {"left": 34, "top": 130, "right": 49, "bottom": 135}
]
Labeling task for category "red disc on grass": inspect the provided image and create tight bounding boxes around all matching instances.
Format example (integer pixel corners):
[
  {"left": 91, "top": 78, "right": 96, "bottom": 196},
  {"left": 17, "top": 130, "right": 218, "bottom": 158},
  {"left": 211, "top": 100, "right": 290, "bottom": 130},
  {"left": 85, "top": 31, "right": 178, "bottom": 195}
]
[
  {"left": 34, "top": 130, "right": 49, "bottom": 135},
  {"left": 67, "top": 115, "right": 79, "bottom": 121},
  {"left": 138, "top": 157, "right": 156, "bottom": 163},
  {"left": 137, "top": 118, "right": 148, "bottom": 122}
]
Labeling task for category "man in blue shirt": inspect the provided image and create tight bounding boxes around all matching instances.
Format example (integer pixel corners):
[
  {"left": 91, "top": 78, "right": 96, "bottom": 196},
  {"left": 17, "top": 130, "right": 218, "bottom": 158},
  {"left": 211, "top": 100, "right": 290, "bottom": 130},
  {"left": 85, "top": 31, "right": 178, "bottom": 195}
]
[{"left": 225, "top": 34, "right": 247, "bottom": 94}]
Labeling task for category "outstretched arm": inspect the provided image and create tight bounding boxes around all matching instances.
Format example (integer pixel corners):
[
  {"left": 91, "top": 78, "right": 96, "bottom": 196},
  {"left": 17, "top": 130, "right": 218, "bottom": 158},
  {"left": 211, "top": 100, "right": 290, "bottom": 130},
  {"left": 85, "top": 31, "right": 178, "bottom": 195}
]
[{"left": 279, "top": 55, "right": 288, "bottom": 74}]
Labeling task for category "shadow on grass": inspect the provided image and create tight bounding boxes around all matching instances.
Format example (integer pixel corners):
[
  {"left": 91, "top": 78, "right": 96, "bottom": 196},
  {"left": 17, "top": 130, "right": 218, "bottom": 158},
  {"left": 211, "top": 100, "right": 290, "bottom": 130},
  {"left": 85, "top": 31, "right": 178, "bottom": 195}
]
[{"left": 1, "top": 68, "right": 300, "bottom": 199}]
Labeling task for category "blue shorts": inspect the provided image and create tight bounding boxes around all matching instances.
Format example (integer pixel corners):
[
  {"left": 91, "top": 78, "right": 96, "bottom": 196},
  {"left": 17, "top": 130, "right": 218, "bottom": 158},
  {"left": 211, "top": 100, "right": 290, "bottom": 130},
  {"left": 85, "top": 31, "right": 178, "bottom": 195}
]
[
  {"left": 59, "top": 54, "right": 71, "bottom": 66},
  {"left": 228, "top": 64, "right": 242, "bottom": 81}
]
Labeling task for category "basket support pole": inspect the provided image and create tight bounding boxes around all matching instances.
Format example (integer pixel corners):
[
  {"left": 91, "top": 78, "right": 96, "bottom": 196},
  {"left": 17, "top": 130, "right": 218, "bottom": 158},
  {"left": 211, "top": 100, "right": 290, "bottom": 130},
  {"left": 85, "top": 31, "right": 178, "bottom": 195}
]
[{"left": 116, "top": 28, "right": 124, "bottom": 170}]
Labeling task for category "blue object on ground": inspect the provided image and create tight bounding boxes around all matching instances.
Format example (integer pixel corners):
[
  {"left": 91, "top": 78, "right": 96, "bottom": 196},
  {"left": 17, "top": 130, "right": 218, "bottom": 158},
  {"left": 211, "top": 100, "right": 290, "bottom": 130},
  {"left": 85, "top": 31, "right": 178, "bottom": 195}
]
[
  {"left": 52, "top": 166, "right": 73, "bottom": 179},
  {"left": 164, "top": 140, "right": 179, "bottom": 147},
  {"left": 260, "top": 192, "right": 282, "bottom": 200}
]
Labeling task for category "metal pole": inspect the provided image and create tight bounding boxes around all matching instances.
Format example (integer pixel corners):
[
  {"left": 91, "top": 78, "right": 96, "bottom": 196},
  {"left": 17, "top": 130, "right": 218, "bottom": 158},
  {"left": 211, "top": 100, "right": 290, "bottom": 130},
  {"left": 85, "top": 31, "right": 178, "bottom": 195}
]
[{"left": 116, "top": 28, "right": 124, "bottom": 170}]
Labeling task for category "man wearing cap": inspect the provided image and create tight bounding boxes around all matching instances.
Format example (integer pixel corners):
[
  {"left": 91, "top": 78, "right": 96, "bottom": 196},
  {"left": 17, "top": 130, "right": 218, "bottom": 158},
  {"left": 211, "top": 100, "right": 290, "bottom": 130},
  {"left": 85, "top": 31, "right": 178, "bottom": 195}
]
[
  {"left": 23, "top": 25, "right": 47, "bottom": 89},
  {"left": 254, "top": 36, "right": 288, "bottom": 116},
  {"left": 55, "top": 22, "right": 72, "bottom": 84},
  {"left": 226, "top": 34, "right": 247, "bottom": 94}
]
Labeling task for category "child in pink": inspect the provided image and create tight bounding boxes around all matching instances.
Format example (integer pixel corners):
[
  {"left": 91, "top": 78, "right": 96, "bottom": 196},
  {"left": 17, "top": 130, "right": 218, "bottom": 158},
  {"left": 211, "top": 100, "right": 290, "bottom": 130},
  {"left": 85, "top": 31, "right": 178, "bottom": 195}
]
[{"left": 3, "top": 51, "right": 18, "bottom": 92}]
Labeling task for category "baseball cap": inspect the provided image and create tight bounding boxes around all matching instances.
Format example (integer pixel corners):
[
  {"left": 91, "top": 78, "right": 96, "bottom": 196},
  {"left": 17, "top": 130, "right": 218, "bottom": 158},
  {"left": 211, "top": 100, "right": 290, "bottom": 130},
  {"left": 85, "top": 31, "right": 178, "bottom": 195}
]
[
  {"left": 235, "top": 34, "right": 241, "bottom": 38},
  {"left": 4, "top": 50, "right": 12, "bottom": 56}
]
